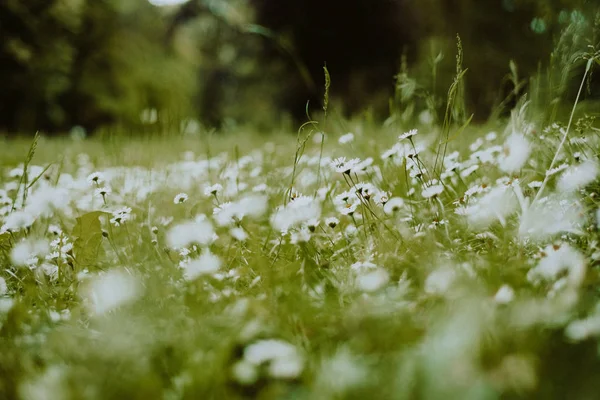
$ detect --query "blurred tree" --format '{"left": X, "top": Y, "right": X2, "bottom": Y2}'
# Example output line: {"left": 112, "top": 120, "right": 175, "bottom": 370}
{"left": 0, "top": 0, "right": 196, "bottom": 134}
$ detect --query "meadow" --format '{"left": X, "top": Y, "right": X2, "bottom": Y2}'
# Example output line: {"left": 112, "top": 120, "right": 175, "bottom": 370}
{"left": 2, "top": 20, "right": 600, "bottom": 400}
{"left": 2, "top": 104, "right": 600, "bottom": 399}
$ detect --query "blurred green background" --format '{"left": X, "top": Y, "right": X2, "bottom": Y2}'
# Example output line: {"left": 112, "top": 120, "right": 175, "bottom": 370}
{"left": 0, "top": 0, "right": 597, "bottom": 135}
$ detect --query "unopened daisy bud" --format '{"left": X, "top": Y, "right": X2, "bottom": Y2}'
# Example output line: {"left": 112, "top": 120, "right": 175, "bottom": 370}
{"left": 101, "top": 230, "right": 109, "bottom": 238}
{"left": 173, "top": 193, "right": 188, "bottom": 204}
{"left": 151, "top": 226, "right": 159, "bottom": 235}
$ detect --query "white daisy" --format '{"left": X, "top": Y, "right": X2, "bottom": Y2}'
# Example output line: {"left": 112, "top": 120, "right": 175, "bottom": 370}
{"left": 398, "top": 129, "right": 418, "bottom": 140}
{"left": 173, "top": 193, "right": 188, "bottom": 204}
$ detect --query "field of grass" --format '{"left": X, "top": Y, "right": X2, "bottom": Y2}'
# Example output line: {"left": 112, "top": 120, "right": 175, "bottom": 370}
{"left": 2, "top": 104, "right": 600, "bottom": 400}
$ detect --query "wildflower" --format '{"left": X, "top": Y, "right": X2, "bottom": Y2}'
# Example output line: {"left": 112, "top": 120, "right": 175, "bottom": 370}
{"left": 519, "top": 195, "right": 584, "bottom": 240}
{"left": 11, "top": 239, "right": 49, "bottom": 266}
{"left": 231, "top": 360, "right": 259, "bottom": 385}
{"left": 469, "top": 138, "right": 484, "bottom": 152}
{"left": 167, "top": 219, "right": 215, "bottom": 248}
{"left": 271, "top": 196, "right": 321, "bottom": 232}
{"left": 494, "top": 285, "right": 515, "bottom": 304}
{"left": 204, "top": 184, "right": 223, "bottom": 197}
{"left": 557, "top": 160, "right": 599, "bottom": 193}
{"left": 305, "top": 219, "right": 319, "bottom": 232}
{"left": 331, "top": 157, "right": 361, "bottom": 175}
{"left": 355, "top": 182, "right": 376, "bottom": 198}
{"left": 381, "top": 143, "right": 403, "bottom": 160}
{"left": 173, "top": 193, "right": 188, "bottom": 204}
{"left": 422, "top": 183, "right": 444, "bottom": 199}
{"left": 373, "top": 191, "right": 390, "bottom": 206}
{"left": 353, "top": 158, "right": 373, "bottom": 174}
{"left": 110, "top": 207, "right": 132, "bottom": 226}
{"left": 7, "top": 167, "right": 25, "bottom": 181}
{"left": 338, "top": 132, "right": 355, "bottom": 144}
{"left": 84, "top": 270, "right": 140, "bottom": 315}
{"left": 498, "top": 132, "right": 531, "bottom": 173}
{"left": 252, "top": 183, "right": 268, "bottom": 193}
{"left": 464, "top": 186, "right": 518, "bottom": 228}
{"left": 350, "top": 260, "right": 378, "bottom": 272}
{"left": 182, "top": 251, "right": 221, "bottom": 280}
{"left": 398, "top": 129, "right": 418, "bottom": 140}
{"left": 243, "top": 339, "right": 304, "bottom": 379}
{"left": 340, "top": 201, "right": 359, "bottom": 216}
{"left": 27, "top": 187, "right": 70, "bottom": 217}
{"left": 214, "top": 195, "right": 268, "bottom": 227}
{"left": 94, "top": 186, "right": 112, "bottom": 198}
{"left": 326, "top": 217, "right": 340, "bottom": 228}
{"left": 290, "top": 227, "right": 312, "bottom": 244}
{"left": 86, "top": 172, "right": 104, "bottom": 185}
{"left": 356, "top": 268, "right": 389, "bottom": 292}
{"left": 545, "top": 163, "right": 569, "bottom": 177}
{"left": 424, "top": 267, "right": 456, "bottom": 295}
{"left": 48, "top": 225, "right": 62, "bottom": 236}
{"left": 383, "top": 197, "right": 405, "bottom": 215}
{"left": 230, "top": 227, "right": 248, "bottom": 241}
{"left": 527, "top": 243, "right": 586, "bottom": 286}
{"left": 3, "top": 210, "right": 35, "bottom": 232}
{"left": 565, "top": 314, "right": 600, "bottom": 341}
{"left": 41, "top": 263, "right": 58, "bottom": 279}
{"left": 345, "top": 225, "right": 358, "bottom": 236}
{"left": 460, "top": 164, "right": 479, "bottom": 178}
{"left": 486, "top": 131, "right": 498, "bottom": 141}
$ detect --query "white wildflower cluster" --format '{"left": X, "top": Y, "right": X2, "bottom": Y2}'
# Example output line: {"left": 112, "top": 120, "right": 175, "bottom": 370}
{"left": 2, "top": 117, "right": 600, "bottom": 398}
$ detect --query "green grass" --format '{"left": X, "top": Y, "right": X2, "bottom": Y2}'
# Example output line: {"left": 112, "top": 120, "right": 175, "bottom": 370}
{"left": 1, "top": 113, "right": 600, "bottom": 399}
{"left": 1, "top": 15, "right": 600, "bottom": 398}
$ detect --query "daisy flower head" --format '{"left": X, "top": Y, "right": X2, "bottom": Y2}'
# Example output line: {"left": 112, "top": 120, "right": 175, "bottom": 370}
{"left": 383, "top": 197, "right": 405, "bottom": 215}
{"left": 173, "top": 193, "right": 188, "bottom": 204}
{"left": 87, "top": 172, "right": 105, "bottom": 186}
{"left": 326, "top": 217, "right": 340, "bottom": 228}
{"left": 94, "top": 186, "right": 112, "bottom": 198}
{"left": 110, "top": 206, "right": 132, "bottom": 226}
{"left": 354, "top": 182, "right": 376, "bottom": 200}
{"left": 271, "top": 195, "right": 321, "bottom": 232}
{"left": 340, "top": 200, "right": 359, "bottom": 216}
{"left": 398, "top": 129, "right": 418, "bottom": 141}
{"left": 331, "top": 157, "right": 361, "bottom": 175}
{"left": 373, "top": 191, "right": 390, "bottom": 206}
{"left": 422, "top": 182, "right": 444, "bottom": 199}
{"left": 204, "top": 183, "right": 223, "bottom": 197}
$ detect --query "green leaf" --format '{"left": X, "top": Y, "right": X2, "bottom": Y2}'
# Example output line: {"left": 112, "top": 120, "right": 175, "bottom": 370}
{"left": 72, "top": 211, "right": 108, "bottom": 268}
